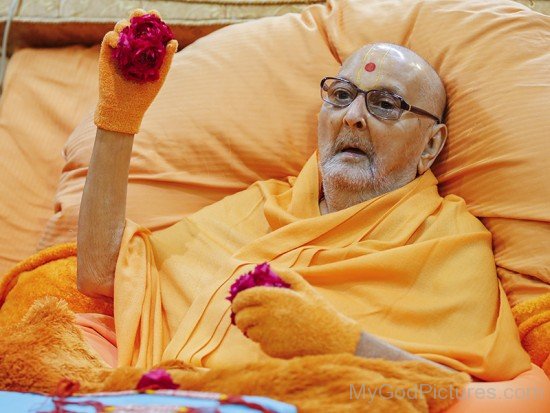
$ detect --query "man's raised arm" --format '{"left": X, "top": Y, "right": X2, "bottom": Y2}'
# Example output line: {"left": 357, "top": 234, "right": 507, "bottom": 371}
{"left": 77, "top": 129, "right": 134, "bottom": 298}
{"left": 76, "top": 9, "right": 178, "bottom": 298}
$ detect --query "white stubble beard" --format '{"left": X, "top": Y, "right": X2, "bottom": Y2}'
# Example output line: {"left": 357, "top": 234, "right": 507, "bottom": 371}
{"left": 319, "top": 137, "right": 397, "bottom": 213}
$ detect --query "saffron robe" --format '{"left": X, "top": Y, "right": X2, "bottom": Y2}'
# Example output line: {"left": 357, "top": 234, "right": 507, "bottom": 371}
{"left": 114, "top": 153, "right": 531, "bottom": 381}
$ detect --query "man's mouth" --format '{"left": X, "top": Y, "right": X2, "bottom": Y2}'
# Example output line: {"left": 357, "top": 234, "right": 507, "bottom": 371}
{"left": 340, "top": 147, "right": 367, "bottom": 156}
{"left": 340, "top": 146, "right": 367, "bottom": 157}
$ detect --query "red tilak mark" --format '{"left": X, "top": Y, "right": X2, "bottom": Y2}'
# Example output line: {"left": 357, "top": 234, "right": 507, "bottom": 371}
{"left": 365, "top": 62, "right": 376, "bottom": 72}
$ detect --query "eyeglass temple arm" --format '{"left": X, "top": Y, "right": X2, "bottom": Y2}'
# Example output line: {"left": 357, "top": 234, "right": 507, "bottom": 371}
{"left": 404, "top": 103, "right": 442, "bottom": 124}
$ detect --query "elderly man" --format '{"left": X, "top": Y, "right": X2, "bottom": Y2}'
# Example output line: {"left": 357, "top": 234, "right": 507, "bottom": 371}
{"left": 78, "top": 16, "right": 530, "bottom": 382}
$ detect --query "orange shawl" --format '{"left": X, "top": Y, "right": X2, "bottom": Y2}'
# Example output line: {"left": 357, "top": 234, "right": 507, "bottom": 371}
{"left": 114, "top": 152, "right": 530, "bottom": 381}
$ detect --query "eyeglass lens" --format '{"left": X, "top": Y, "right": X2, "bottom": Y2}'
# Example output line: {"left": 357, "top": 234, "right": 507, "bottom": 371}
{"left": 322, "top": 78, "right": 402, "bottom": 120}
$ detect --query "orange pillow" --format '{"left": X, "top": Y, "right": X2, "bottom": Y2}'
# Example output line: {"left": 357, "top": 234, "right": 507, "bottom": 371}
{"left": 0, "top": 46, "right": 99, "bottom": 275}
{"left": 39, "top": 0, "right": 550, "bottom": 307}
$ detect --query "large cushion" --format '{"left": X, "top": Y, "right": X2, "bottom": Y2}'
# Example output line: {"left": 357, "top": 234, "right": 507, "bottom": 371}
{"left": 39, "top": 0, "right": 550, "bottom": 309}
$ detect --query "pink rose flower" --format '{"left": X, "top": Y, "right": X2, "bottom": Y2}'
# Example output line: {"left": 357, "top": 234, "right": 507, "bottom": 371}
{"left": 136, "top": 368, "right": 179, "bottom": 391}
{"left": 227, "top": 263, "right": 291, "bottom": 325}
{"left": 112, "top": 14, "right": 175, "bottom": 83}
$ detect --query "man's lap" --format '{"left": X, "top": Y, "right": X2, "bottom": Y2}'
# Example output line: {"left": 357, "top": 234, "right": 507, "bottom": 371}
{"left": 75, "top": 313, "right": 118, "bottom": 368}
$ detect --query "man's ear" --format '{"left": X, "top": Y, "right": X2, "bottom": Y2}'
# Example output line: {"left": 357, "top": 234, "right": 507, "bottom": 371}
{"left": 417, "top": 123, "right": 447, "bottom": 175}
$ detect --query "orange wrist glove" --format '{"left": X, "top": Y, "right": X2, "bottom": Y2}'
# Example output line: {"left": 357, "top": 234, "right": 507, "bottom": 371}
{"left": 231, "top": 270, "right": 363, "bottom": 359}
{"left": 94, "top": 9, "right": 178, "bottom": 135}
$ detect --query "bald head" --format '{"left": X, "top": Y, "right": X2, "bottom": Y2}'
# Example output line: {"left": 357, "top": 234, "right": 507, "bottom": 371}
{"left": 317, "top": 42, "right": 448, "bottom": 214}
{"left": 341, "top": 43, "right": 446, "bottom": 120}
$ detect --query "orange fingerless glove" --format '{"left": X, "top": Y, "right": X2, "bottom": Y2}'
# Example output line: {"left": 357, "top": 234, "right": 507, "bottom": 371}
{"left": 231, "top": 269, "right": 363, "bottom": 359}
{"left": 94, "top": 9, "right": 178, "bottom": 135}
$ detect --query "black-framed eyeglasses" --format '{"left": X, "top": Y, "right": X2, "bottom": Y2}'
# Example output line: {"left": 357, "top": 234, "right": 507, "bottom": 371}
{"left": 320, "top": 77, "right": 442, "bottom": 124}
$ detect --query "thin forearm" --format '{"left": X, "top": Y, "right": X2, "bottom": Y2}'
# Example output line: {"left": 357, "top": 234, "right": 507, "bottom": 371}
{"left": 355, "top": 331, "right": 459, "bottom": 374}
{"left": 77, "top": 128, "right": 134, "bottom": 298}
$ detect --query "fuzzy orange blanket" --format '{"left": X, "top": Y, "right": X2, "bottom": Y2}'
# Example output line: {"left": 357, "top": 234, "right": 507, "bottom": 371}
{"left": 0, "top": 297, "right": 470, "bottom": 413}
{"left": 0, "top": 242, "right": 111, "bottom": 328}
{"left": 512, "top": 292, "right": 550, "bottom": 375}
{"left": 1, "top": 241, "right": 548, "bottom": 376}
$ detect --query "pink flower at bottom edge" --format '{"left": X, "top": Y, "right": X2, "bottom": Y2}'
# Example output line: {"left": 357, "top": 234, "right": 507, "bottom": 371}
{"left": 136, "top": 369, "right": 179, "bottom": 391}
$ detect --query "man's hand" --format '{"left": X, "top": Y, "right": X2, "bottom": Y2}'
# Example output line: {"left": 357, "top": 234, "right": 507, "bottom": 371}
{"left": 94, "top": 9, "right": 178, "bottom": 134}
{"left": 231, "top": 271, "right": 461, "bottom": 374}
{"left": 231, "top": 270, "right": 362, "bottom": 359}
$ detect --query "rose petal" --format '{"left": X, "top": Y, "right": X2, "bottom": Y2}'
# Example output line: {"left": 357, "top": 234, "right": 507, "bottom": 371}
{"left": 130, "top": 14, "right": 174, "bottom": 44}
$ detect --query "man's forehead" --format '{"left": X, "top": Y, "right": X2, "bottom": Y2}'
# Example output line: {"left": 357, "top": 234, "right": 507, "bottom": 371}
{"left": 338, "top": 44, "right": 424, "bottom": 96}
{"left": 337, "top": 73, "right": 407, "bottom": 97}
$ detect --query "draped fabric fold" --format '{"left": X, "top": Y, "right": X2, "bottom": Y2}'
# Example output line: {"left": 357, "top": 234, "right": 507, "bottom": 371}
{"left": 114, "top": 152, "right": 530, "bottom": 381}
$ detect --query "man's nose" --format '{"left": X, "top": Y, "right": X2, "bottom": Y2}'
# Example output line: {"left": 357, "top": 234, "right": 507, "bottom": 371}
{"left": 342, "top": 94, "right": 368, "bottom": 130}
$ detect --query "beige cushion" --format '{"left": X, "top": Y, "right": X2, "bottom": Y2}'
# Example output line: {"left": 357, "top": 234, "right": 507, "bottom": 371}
{"left": 516, "top": 0, "right": 550, "bottom": 14}
{"left": 0, "top": 0, "right": 323, "bottom": 50}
